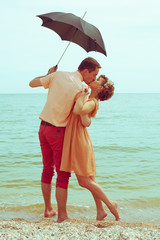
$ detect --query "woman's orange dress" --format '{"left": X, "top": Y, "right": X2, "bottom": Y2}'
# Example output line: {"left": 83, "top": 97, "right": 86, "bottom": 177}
{"left": 60, "top": 98, "right": 99, "bottom": 176}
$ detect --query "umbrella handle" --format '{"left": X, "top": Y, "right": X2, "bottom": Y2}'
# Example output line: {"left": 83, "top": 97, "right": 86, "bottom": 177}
{"left": 56, "top": 11, "right": 87, "bottom": 67}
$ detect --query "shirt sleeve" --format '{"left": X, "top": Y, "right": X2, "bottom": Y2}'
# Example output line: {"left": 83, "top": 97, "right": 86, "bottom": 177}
{"left": 40, "top": 73, "right": 54, "bottom": 89}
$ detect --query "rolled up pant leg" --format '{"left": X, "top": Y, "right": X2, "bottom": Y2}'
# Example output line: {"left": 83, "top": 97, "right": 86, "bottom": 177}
{"left": 39, "top": 123, "right": 70, "bottom": 187}
{"left": 56, "top": 170, "right": 71, "bottom": 189}
{"left": 39, "top": 124, "right": 54, "bottom": 184}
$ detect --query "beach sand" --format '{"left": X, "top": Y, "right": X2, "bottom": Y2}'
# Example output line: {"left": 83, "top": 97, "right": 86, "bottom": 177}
{"left": 0, "top": 218, "right": 159, "bottom": 240}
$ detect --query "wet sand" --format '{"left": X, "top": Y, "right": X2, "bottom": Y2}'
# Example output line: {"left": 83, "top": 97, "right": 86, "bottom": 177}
{"left": 0, "top": 218, "right": 160, "bottom": 239}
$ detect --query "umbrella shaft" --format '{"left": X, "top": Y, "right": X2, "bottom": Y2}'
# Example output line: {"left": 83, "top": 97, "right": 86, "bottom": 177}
{"left": 56, "top": 28, "right": 78, "bottom": 66}
{"left": 56, "top": 41, "right": 71, "bottom": 66}
{"left": 82, "top": 11, "right": 87, "bottom": 19}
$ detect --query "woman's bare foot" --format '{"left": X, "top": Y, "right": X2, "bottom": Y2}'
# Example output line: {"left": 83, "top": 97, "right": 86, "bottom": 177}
{"left": 44, "top": 208, "right": 56, "bottom": 218}
{"left": 110, "top": 201, "right": 120, "bottom": 221}
{"left": 96, "top": 210, "right": 108, "bottom": 221}
{"left": 57, "top": 216, "right": 70, "bottom": 223}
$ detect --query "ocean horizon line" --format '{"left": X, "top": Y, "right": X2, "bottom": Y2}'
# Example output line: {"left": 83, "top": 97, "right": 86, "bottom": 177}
{"left": 0, "top": 92, "right": 160, "bottom": 94}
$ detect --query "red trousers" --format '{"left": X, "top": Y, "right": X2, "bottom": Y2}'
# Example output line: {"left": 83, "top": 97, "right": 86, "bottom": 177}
{"left": 38, "top": 121, "right": 71, "bottom": 189}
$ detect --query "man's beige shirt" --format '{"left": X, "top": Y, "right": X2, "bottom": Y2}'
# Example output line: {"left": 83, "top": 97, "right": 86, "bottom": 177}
{"left": 39, "top": 71, "right": 83, "bottom": 127}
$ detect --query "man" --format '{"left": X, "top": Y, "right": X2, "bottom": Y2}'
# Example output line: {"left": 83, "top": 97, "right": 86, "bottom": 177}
{"left": 29, "top": 57, "right": 101, "bottom": 222}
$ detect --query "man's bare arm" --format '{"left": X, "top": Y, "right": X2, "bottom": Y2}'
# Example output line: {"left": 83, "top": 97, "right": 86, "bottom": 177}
{"left": 29, "top": 77, "right": 43, "bottom": 88}
{"left": 29, "top": 65, "right": 57, "bottom": 88}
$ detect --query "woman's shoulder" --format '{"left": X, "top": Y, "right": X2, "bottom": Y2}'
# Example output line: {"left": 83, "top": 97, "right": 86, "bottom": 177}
{"left": 87, "top": 98, "right": 98, "bottom": 106}
{"left": 88, "top": 97, "right": 98, "bottom": 102}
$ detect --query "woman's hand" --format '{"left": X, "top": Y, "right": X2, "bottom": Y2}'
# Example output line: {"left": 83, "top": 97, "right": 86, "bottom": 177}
{"left": 82, "top": 86, "right": 89, "bottom": 94}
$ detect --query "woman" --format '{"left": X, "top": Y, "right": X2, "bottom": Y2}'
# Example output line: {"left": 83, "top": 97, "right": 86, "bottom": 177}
{"left": 60, "top": 75, "right": 120, "bottom": 221}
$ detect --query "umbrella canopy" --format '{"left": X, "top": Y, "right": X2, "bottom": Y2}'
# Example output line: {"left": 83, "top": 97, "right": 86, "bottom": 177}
{"left": 37, "top": 12, "right": 107, "bottom": 59}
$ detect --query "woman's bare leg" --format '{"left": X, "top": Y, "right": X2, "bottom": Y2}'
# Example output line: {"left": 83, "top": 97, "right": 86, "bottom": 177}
{"left": 90, "top": 177, "right": 107, "bottom": 220}
{"left": 76, "top": 175, "right": 120, "bottom": 221}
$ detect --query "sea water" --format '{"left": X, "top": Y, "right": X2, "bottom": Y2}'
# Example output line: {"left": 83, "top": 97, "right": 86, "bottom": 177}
{"left": 0, "top": 93, "right": 160, "bottom": 224}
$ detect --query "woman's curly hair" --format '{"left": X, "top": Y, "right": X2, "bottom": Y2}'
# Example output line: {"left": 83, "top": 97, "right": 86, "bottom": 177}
{"left": 97, "top": 75, "right": 115, "bottom": 101}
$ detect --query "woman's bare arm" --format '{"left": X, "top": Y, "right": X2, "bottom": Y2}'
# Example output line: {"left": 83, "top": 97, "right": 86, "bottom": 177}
{"left": 80, "top": 114, "right": 91, "bottom": 127}
{"left": 73, "top": 94, "right": 95, "bottom": 115}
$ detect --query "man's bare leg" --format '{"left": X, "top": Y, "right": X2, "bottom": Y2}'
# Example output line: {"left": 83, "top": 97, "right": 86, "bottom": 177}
{"left": 56, "top": 187, "right": 69, "bottom": 223}
{"left": 41, "top": 182, "right": 56, "bottom": 217}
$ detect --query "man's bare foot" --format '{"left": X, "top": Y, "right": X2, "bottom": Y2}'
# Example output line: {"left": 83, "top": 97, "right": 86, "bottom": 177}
{"left": 96, "top": 210, "right": 108, "bottom": 221}
{"left": 44, "top": 208, "right": 56, "bottom": 218}
{"left": 110, "top": 201, "right": 120, "bottom": 221}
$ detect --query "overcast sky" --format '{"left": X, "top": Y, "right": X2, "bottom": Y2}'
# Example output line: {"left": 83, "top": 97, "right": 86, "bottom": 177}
{"left": 1, "top": 0, "right": 160, "bottom": 93}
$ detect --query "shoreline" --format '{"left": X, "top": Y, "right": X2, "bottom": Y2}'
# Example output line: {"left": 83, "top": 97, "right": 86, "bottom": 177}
{"left": 0, "top": 218, "right": 160, "bottom": 240}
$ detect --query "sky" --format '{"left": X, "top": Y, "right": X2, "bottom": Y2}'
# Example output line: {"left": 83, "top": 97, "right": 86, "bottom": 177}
{"left": 0, "top": 0, "right": 160, "bottom": 93}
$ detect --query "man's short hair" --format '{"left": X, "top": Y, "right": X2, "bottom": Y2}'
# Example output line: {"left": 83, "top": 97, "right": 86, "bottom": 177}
{"left": 78, "top": 57, "right": 101, "bottom": 73}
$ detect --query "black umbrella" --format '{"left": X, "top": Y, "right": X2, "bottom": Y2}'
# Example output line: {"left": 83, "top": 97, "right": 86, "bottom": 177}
{"left": 37, "top": 11, "right": 107, "bottom": 65}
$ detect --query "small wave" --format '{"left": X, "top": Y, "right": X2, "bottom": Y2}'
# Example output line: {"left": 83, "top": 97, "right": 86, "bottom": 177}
{"left": 0, "top": 153, "right": 41, "bottom": 160}
{"left": 1, "top": 198, "right": 160, "bottom": 224}
{"left": 94, "top": 145, "right": 154, "bottom": 153}
{"left": 120, "top": 197, "right": 160, "bottom": 208}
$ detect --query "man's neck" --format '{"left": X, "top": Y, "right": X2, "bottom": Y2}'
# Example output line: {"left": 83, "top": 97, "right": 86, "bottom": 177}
{"left": 77, "top": 70, "right": 84, "bottom": 82}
